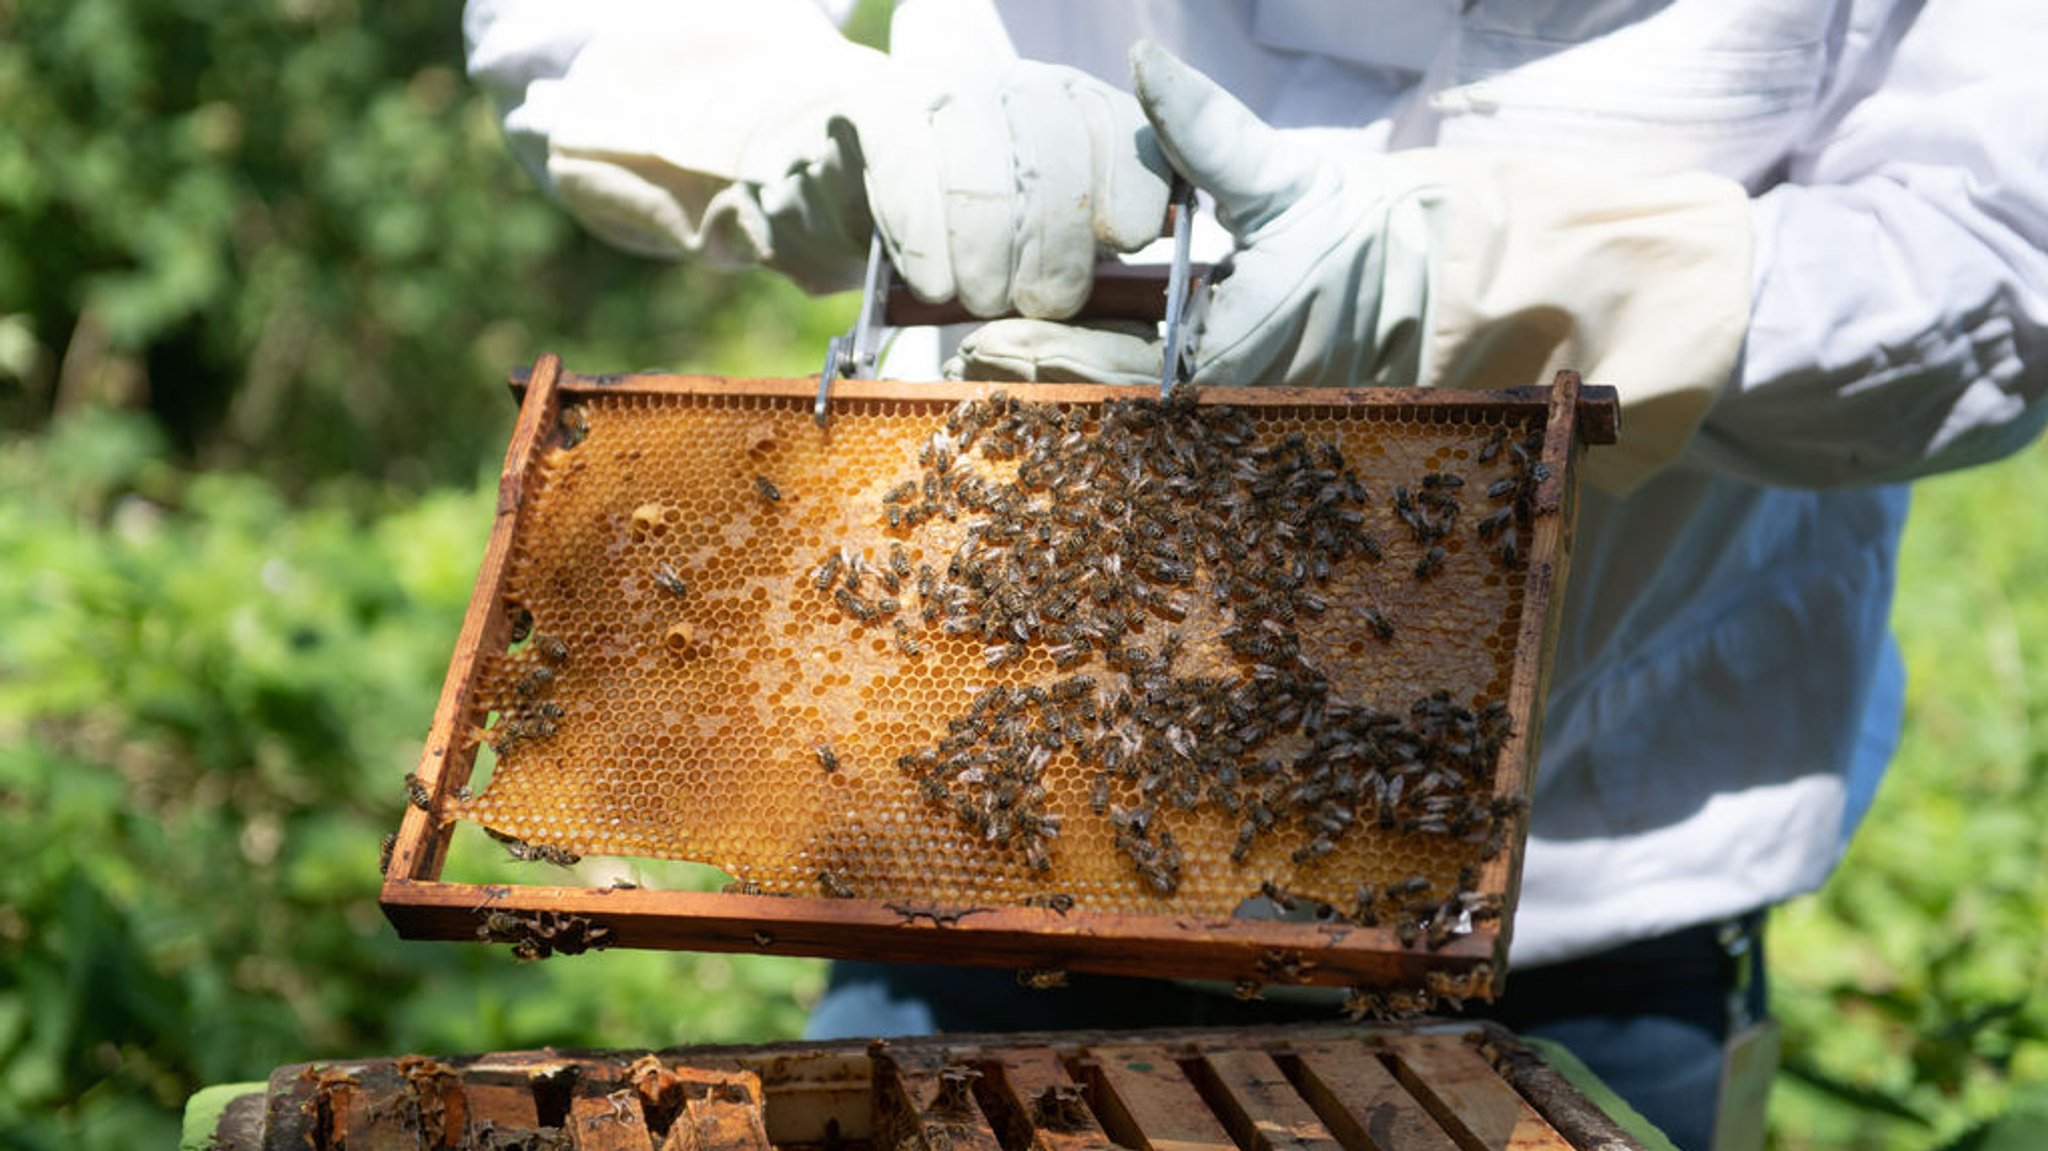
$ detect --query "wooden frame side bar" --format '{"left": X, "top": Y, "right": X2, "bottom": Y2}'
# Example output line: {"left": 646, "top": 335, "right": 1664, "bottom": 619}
{"left": 383, "top": 355, "right": 562, "bottom": 888}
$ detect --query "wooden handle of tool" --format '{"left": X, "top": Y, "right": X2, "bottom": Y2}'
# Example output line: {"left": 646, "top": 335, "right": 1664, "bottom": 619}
{"left": 884, "top": 262, "right": 1207, "bottom": 327}
{"left": 883, "top": 193, "right": 1204, "bottom": 328}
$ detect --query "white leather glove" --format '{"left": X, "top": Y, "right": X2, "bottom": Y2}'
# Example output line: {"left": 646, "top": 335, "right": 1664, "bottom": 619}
{"left": 950, "top": 42, "right": 1755, "bottom": 491}
{"left": 499, "top": 3, "right": 1170, "bottom": 318}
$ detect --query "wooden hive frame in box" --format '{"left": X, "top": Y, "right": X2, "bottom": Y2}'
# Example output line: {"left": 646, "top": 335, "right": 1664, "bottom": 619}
{"left": 380, "top": 356, "right": 1617, "bottom": 1002}
{"left": 233, "top": 1021, "right": 1647, "bottom": 1151}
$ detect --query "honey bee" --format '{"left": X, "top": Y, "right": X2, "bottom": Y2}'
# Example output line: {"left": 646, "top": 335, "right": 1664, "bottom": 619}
{"left": 379, "top": 832, "right": 397, "bottom": 876}
{"left": 1022, "top": 892, "right": 1076, "bottom": 915}
{"left": 530, "top": 842, "right": 581, "bottom": 867}
{"left": 1414, "top": 545, "right": 1446, "bottom": 579}
{"left": 1422, "top": 471, "right": 1464, "bottom": 490}
{"left": 515, "top": 666, "right": 554, "bottom": 697}
{"left": 559, "top": 404, "right": 590, "bottom": 449}
{"left": 1390, "top": 875, "right": 1433, "bottom": 899}
{"left": 1364, "top": 608, "right": 1396, "bottom": 641}
{"left": 1339, "top": 987, "right": 1384, "bottom": 1022}
{"left": 753, "top": 475, "right": 781, "bottom": 502}
{"left": 476, "top": 911, "right": 527, "bottom": 941}
{"left": 818, "top": 870, "right": 855, "bottom": 899}
{"left": 835, "top": 587, "right": 881, "bottom": 622}
{"left": 507, "top": 607, "right": 534, "bottom": 646}
{"left": 815, "top": 743, "right": 839, "bottom": 774}
{"left": 1477, "top": 426, "right": 1509, "bottom": 463}
{"left": 1255, "top": 948, "right": 1318, "bottom": 984}
{"left": 1016, "top": 967, "right": 1069, "bottom": 990}
{"left": 653, "top": 564, "right": 688, "bottom": 599}
{"left": 1426, "top": 903, "right": 1465, "bottom": 950}
{"left": 813, "top": 551, "right": 843, "bottom": 592}
{"left": 535, "top": 633, "right": 569, "bottom": 663}
{"left": 404, "top": 772, "right": 431, "bottom": 811}
{"left": 1232, "top": 979, "right": 1265, "bottom": 1002}
{"left": 894, "top": 621, "right": 923, "bottom": 657}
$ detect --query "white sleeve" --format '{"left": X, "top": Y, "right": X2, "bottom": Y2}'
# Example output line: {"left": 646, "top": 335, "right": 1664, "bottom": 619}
{"left": 1694, "top": 2, "right": 2048, "bottom": 487}
{"left": 461, "top": 0, "right": 895, "bottom": 285}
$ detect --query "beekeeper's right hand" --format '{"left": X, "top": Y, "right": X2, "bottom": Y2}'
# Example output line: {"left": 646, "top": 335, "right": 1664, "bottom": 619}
{"left": 465, "top": 0, "right": 1172, "bottom": 319}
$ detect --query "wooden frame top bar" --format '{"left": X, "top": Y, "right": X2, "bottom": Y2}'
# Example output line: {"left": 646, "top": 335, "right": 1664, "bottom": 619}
{"left": 506, "top": 365, "right": 1621, "bottom": 447}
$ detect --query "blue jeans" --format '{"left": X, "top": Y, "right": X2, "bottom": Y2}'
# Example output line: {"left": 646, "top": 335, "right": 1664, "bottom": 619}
{"left": 806, "top": 913, "right": 1767, "bottom": 1151}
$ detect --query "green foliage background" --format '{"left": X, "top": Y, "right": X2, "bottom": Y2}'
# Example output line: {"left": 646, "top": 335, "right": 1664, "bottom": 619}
{"left": 0, "top": 3, "right": 2040, "bottom": 1151}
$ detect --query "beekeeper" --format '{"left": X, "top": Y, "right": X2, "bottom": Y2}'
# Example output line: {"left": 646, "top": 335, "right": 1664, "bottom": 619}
{"left": 464, "top": 2, "right": 2048, "bottom": 1147}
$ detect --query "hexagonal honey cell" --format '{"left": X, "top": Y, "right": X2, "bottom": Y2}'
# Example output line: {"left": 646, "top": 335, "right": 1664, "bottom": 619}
{"left": 456, "top": 384, "right": 1551, "bottom": 928}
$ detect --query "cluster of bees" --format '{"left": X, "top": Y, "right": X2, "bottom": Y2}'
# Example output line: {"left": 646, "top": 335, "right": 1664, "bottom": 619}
{"left": 485, "top": 625, "right": 573, "bottom": 763}
{"left": 1474, "top": 425, "right": 1553, "bottom": 568}
{"left": 475, "top": 908, "right": 615, "bottom": 962}
{"left": 799, "top": 389, "right": 1526, "bottom": 915}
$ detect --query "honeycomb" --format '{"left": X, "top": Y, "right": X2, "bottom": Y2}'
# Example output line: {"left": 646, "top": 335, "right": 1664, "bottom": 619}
{"left": 456, "top": 384, "right": 1550, "bottom": 932}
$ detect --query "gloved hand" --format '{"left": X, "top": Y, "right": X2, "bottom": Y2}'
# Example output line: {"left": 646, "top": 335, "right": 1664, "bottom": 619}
{"left": 845, "top": 60, "right": 1173, "bottom": 319}
{"left": 514, "top": 3, "right": 1170, "bottom": 318}
{"left": 950, "top": 41, "right": 1755, "bottom": 491}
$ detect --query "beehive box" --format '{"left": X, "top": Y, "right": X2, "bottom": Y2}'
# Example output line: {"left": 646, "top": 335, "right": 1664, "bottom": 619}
{"left": 381, "top": 357, "right": 1616, "bottom": 1004}
{"left": 220, "top": 1022, "right": 1647, "bottom": 1150}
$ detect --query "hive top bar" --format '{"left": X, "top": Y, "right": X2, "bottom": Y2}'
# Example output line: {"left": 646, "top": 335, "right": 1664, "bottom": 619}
{"left": 382, "top": 359, "right": 1615, "bottom": 1001}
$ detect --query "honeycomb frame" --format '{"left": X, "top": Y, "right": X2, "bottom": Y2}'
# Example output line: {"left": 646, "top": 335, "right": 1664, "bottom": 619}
{"left": 381, "top": 357, "right": 1616, "bottom": 997}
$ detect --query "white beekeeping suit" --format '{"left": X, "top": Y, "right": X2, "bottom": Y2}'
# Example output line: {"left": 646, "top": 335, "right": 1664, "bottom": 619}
{"left": 463, "top": 0, "right": 2048, "bottom": 972}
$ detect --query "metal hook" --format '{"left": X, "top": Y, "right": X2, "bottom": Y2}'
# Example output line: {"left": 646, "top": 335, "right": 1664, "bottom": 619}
{"left": 1159, "top": 178, "right": 1198, "bottom": 397}
{"left": 816, "top": 230, "right": 891, "bottom": 427}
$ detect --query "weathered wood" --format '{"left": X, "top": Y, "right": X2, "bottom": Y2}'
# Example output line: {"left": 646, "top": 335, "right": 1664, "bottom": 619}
{"left": 1387, "top": 1033, "right": 1573, "bottom": 1151}
{"left": 205, "top": 1022, "right": 1640, "bottom": 1151}
{"left": 873, "top": 1047, "right": 1006, "bottom": 1151}
{"left": 262, "top": 1064, "right": 323, "bottom": 1151}
{"left": 1192, "top": 1047, "right": 1344, "bottom": 1151}
{"left": 464, "top": 1080, "right": 542, "bottom": 1138}
{"left": 1084, "top": 1045, "right": 1235, "bottom": 1151}
{"left": 341, "top": 1062, "right": 421, "bottom": 1151}
{"left": 983, "top": 1046, "right": 1119, "bottom": 1151}
{"left": 1285, "top": 1040, "right": 1462, "bottom": 1151}
{"left": 1483, "top": 1035, "right": 1645, "bottom": 1151}
{"left": 571, "top": 1090, "right": 657, "bottom": 1151}
{"left": 663, "top": 1068, "right": 770, "bottom": 1151}
{"left": 395, "top": 1054, "right": 468, "bottom": 1149}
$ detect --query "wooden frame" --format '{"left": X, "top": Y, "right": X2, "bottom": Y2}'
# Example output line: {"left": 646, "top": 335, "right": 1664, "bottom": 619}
{"left": 224, "top": 1020, "right": 1647, "bottom": 1150}
{"left": 380, "top": 357, "right": 1615, "bottom": 995}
